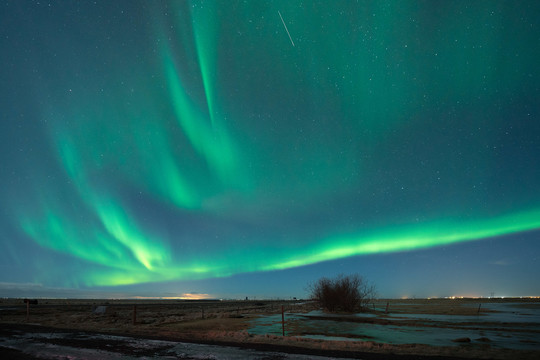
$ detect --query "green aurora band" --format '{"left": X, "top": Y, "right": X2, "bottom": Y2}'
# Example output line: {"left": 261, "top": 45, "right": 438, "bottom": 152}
{"left": 20, "top": 205, "right": 540, "bottom": 286}
{"left": 10, "top": 1, "right": 540, "bottom": 287}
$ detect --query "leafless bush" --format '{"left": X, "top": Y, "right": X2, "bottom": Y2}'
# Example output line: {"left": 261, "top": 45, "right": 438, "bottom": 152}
{"left": 308, "top": 274, "right": 376, "bottom": 312}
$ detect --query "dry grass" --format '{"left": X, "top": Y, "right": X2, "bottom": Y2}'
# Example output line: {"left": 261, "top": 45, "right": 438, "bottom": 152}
{"left": 1, "top": 298, "right": 539, "bottom": 360}
{"left": 374, "top": 298, "right": 496, "bottom": 315}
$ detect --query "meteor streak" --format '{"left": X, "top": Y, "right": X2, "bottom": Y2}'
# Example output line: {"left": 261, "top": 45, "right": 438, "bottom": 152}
{"left": 278, "top": 11, "right": 295, "bottom": 47}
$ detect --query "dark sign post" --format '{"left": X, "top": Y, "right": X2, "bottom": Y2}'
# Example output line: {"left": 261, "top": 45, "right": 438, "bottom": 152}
{"left": 23, "top": 299, "right": 37, "bottom": 321}
{"left": 281, "top": 305, "right": 285, "bottom": 336}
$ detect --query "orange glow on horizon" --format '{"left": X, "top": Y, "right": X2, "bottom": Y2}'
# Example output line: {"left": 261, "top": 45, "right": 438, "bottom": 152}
{"left": 179, "top": 293, "right": 212, "bottom": 300}
{"left": 132, "top": 293, "right": 212, "bottom": 300}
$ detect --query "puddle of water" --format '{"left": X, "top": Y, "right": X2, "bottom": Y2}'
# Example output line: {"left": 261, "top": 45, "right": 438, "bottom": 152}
{"left": 479, "top": 302, "right": 540, "bottom": 323}
{"left": 248, "top": 302, "right": 540, "bottom": 350}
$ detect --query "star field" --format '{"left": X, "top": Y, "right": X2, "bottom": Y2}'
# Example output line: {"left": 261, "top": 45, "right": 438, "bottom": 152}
{"left": 1, "top": 1, "right": 539, "bottom": 298}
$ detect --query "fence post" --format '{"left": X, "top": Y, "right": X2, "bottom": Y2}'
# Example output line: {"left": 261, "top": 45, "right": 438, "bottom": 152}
{"left": 132, "top": 305, "right": 137, "bottom": 325}
{"left": 26, "top": 301, "right": 29, "bottom": 322}
{"left": 281, "top": 305, "right": 285, "bottom": 336}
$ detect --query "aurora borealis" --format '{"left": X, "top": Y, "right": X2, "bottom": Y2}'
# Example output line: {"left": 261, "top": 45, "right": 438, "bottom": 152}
{"left": 1, "top": 1, "right": 539, "bottom": 299}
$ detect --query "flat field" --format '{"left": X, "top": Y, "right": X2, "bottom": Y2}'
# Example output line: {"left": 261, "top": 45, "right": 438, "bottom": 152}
{"left": 1, "top": 298, "right": 539, "bottom": 359}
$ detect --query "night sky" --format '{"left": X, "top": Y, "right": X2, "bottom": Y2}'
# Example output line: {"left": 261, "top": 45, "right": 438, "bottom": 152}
{"left": 1, "top": 1, "right": 539, "bottom": 299}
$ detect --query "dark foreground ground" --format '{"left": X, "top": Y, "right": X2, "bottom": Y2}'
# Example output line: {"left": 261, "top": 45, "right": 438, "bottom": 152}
{"left": 1, "top": 298, "right": 539, "bottom": 359}
{"left": 0, "top": 323, "right": 492, "bottom": 360}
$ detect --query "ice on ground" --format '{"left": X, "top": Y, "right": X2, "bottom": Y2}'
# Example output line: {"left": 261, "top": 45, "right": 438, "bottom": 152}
{"left": 0, "top": 331, "right": 355, "bottom": 360}
{"left": 248, "top": 301, "right": 540, "bottom": 350}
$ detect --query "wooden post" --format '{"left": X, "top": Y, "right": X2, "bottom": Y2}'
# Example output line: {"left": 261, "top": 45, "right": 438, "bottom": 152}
{"left": 477, "top": 303, "right": 482, "bottom": 315}
{"left": 26, "top": 301, "right": 29, "bottom": 322}
{"left": 132, "top": 305, "right": 137, "bottom": 325}
{"left": 385, "top": 302, "right": 389, "bottom": 314}
{"left": 281, "top": 305, "right": 285, "bottom": 336}
{"left": 201, "top": 306, "right": 205, "bottom": 319}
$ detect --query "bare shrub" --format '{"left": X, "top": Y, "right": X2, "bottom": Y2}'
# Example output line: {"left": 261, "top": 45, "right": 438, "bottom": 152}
{"left": 308, "top": 274, "right": 376, "bottom": 312}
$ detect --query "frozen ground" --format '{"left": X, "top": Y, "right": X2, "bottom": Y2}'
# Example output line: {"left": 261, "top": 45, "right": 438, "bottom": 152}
{"left": 0, "top": 330, "right": 355, "bottom": 360}
{"left": 1, "top": 299, "right": 538, "bottom": 359}
{"left": 249, "top": 302, "right": 540, "bottom": 350}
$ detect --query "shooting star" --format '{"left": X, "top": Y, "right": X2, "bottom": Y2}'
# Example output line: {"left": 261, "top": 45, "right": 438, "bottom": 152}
{"left": 278, "top": 10, "right": 295, "bottom": 47}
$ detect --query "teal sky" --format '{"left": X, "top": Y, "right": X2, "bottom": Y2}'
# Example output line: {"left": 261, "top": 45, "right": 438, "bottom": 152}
{"left": 1, "top": 1, "right": 539, "bottom": 299}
